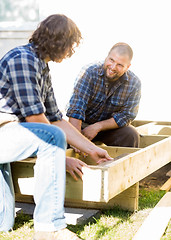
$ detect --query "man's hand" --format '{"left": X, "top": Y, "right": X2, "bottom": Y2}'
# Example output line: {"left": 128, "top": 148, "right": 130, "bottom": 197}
{"left": 82, "top": 123, "right": 101, "bottom": 140}
{"left": 66, "top": 157, "right": 88, "bottom": 181}
{"left": 53, "top": 119, "right": 113, "bottom": 164}
{"left": 88, "top": 146, "right": 113, "bottom": 164}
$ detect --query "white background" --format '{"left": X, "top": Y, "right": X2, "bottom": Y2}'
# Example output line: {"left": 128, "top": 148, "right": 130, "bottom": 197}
{"left": 39, "top": 0, "right": 171, "bottom": 121}
{"left": 1, "top": 0, "right": 171, "bottom": 121}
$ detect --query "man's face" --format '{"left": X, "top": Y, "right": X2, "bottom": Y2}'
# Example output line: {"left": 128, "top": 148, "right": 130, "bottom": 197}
{"left": 104, "top": 49, "right": 131, "bottom": 81}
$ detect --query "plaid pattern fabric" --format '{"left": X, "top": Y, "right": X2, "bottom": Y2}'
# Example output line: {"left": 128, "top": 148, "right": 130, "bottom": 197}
{"left": 0, "top": 43, "right": 62, "bottom": 122}
{"left": 66, "top": 62, "right": 141, "bottom": 127}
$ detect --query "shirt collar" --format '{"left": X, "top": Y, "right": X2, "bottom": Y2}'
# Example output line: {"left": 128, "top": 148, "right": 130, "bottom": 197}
{"left": 28, "top": 43, "right": 49, "bottom": 71}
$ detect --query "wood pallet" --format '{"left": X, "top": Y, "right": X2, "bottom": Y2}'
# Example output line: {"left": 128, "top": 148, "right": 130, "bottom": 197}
{"left": 11, "top": 121, "right": 171, "bottom": 211}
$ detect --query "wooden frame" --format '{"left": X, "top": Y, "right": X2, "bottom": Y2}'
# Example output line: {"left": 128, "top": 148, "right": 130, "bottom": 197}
{"left": 11, "top": 131, "right": 171, "bottom": 211}
{"left": 132, "top": 120, "right": 171, "bottom": 135}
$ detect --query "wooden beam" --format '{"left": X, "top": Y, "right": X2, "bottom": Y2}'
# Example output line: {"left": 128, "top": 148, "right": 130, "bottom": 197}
{"left": 65, "top": 183, "right": 139, "bottom": 211}
{"left": 12, "top": 136, "right": 171, "bottom": 202}
{"left": 105, "top": 137, "right": 171, "bottom": 201}
{"left": 139, "top": 135, "right": 168, "bottom": 148}
{"left": 135, "top": 122, "right": 156, "bottom": 135}
{"left": 137, "top": 124, "right": 171, "bottom": 136}
{"left": 65, "top": 136, "right": 171, "bottom": 203}
{"left": 132, "top": 120, "right": 155, "bottom": 127}
{"left": 132, "top": 120, "right": 171, "bottom": 127}
{"left": 160, "top": 177, "right": 171, "bottom": 191}
{"left": 15, "top": 183, "right": 139, "bottom": 212}
{"left": 12, "top": 135, "right": 171, "bottom": 211}
{"left": 133, "top": 192, "right": 171, "bottom": 240}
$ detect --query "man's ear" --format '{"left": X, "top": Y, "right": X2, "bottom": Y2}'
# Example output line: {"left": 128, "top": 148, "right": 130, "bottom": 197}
{"left": 127, "top": 63, "right": 131, "bottom": 70}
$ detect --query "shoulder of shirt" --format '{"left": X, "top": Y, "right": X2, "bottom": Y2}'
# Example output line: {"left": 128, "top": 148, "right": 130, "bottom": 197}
{"left": 81, "top": 61, "right": 104, "bottom": 74}
{"left": 1, "top": 43, "right": 40, "bottom": 66}
{"left": 126, "top": 70, "right": 141, "bottom": 85}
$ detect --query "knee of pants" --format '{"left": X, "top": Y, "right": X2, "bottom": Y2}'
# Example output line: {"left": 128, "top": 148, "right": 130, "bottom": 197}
{"left": 48, "top": 125, "right": 67, "bottom": 150}
{"left": 126, "top": 126, "right": 140, "bottom": 147}
{"left": 21, "top": 122, "right": 67, "bottom": 151}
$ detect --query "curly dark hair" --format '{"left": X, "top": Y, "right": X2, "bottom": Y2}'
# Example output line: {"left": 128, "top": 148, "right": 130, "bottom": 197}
{"left": 29, "top": 14, "right": 82, "bottom": 61}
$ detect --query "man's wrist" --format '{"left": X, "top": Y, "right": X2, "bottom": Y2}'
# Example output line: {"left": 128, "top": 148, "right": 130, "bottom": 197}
{"left": 94, "top": 122, "right": 103, "bottom": 132}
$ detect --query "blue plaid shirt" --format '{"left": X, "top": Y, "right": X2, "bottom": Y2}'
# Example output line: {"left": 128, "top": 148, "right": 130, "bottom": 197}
{"left": 0, "top": 43, "right": 62, "bottom": 122}
{"left": 66, "top": 62, "right": 141, "bottom": 127}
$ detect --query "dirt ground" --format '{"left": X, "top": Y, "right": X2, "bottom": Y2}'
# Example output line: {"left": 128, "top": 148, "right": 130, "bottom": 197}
{"left": 139, "top": 162, "right": 171, "bottom": 190}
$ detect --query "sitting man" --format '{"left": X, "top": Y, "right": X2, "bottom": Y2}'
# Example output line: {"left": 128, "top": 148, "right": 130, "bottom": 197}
{"left": 67, "top": 42, "right": 141, "bottom": 148}
{"left": 0, "top": 14, "right": 112, "bottom": 240}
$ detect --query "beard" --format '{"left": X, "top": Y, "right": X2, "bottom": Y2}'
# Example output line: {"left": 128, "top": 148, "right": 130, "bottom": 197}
{"left": 104, "top": 67, "right": 120, "bottom": 82}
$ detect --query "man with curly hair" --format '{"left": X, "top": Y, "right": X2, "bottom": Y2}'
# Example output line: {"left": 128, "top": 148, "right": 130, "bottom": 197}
{"left": 0, "top": 14, "right": 112, "bottom": 240}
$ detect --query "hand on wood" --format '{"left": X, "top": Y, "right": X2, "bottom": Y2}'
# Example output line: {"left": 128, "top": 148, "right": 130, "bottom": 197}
{"left": 89, "top": 146, "right": 113, "bottom": 164}
{"left": 66, "top": 157, "right": 88, "bottom": 181}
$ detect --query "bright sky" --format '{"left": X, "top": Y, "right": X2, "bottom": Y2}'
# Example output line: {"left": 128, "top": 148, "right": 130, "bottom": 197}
{"left": 40, "top": 0, "right": 171, "bottom": 121}
{"left": 2, "top": 0, "right": 171, "bottom": 121}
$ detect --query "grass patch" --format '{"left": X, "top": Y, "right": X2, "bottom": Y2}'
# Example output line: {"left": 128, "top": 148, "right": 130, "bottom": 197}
{"left": 139, "top": 187, "right": 166, "bottom": 209}
{"left": 0, "top": 214, "right": 34, "bottom": 240}
{"left": 0, "top": 188, "right": 170, "bottom": 240}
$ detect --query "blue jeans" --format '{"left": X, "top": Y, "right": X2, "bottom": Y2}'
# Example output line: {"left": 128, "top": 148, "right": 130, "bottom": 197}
{"left": 0, "top": 122, "right": 67, "bottom": 232}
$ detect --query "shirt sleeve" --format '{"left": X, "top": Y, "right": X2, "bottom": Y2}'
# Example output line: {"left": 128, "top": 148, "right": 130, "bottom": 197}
{"left": 66, "top": 67, "right": 93, "bottom": 121}
{"left": 7, "top": 54, "right": 63, "bottom": 121}
{"left": 112, "top": 80, "right": 141, "bottom": 127}
{"left": 7, "top": 54, "right": 46, "bottom": 119}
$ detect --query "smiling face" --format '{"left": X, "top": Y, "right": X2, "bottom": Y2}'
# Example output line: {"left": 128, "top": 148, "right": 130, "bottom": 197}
{"left": 104, "top": 49, "right": 131, "bottom": 81}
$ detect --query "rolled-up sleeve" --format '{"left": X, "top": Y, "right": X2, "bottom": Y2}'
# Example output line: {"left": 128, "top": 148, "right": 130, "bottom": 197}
{"left": 7, "top": 53, "right": 63, "bottom": 121}
{"left": 7, "top": 55, "right": 46, "bottom": 118}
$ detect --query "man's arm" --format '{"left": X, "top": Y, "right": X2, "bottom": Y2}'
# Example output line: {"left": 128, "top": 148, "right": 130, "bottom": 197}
{"left": 69, "top": 117, "right": 82, "bottom": 132}
{"left": 69, "top": 117, "right": 118, "bottom": 141}
{"left": 53, "top": 118, "right": 110, "bottom": 162}
{"left": 82, "top": 117, "right": 118, "bottom": 140}
{"left": 25, "top": 113, "right": 112, "bottom": 164}
{"left": 25, "top": 113, "right": 50, "bottom": 124}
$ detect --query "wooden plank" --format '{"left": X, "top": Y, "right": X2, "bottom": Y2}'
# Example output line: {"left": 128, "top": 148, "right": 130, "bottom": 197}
{"left": 65, "top": 146, "right": 139, "bottom": 202}
{"left": 12, "top": 136, "right": 171, "bottom": 203}
{"left": 103, "top": 137, "right": 171, "bottom": 200}
{"left": 150, "top": 125, "right": 171, "bottom": 135}
{"left": 160, "top": 177, "right": 171, "bottom": 191}
{"left": 139, "top": 135, "right": 168, "bottom": 148}
{"left": 65, "top": 183, "right": 139, "bottom": 211}
{"left": 137, "top": 124, "right": 171, "bottom": 136}
{"left": 15, "top": 183, "right": 139, "bottom": 211}
{"left": 135, "top": 122, "right": 156, "bottom": 135}
{"left": 132, "top": 120, "right": 171, "bottom": 127}
{"left": 15, "top": 193, "right": 34, "bottom": 203}
{"left": 166, "top": 169, "right": 171, "bottom": 177}
{"left": 66, "top": 146, "right": 139, "bottom": 165}
{"left": 133, "top": 192, "right": 171, "bottom": 240}
{"left": 132, "top": 120, "right": 155, "bottom": 127}
{"left": 66, "top": 136, "right": 171, "bottom": 203}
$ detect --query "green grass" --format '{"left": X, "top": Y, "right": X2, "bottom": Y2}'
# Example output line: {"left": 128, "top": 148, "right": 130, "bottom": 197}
{"left": 139, "top": 188, "right": 166, "bottom": 209}
{"left": 0, "top": 188, "right": 170, "bottom": 240}
{"left": 0, "top": 214, "right": 34, "bottom": 240}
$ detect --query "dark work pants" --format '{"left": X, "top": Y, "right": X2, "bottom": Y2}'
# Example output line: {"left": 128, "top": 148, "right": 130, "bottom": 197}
{"left": 92, "top": 125, "right": 140, "bottom": 148}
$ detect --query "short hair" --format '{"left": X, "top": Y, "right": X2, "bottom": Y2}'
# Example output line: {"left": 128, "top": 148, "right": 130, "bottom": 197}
{"left": 109, "top": 42, "right": 133, "bottom": 61}
{"left": 29, "top": 14, "right": 82, "bottom": 61}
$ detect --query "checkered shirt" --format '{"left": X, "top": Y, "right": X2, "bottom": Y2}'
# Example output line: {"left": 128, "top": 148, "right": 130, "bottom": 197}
{"left": 0, "top": 43, "right": 62, "bottom": 122}
{"left": 66, "top": 62, "right": 141, "bottom": 127}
